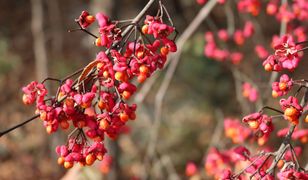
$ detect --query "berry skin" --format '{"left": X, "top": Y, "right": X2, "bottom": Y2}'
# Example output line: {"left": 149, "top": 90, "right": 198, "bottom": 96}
{"left": 96, "top": 152, "right": 104, "bottom": 161}
{"left": 64, "top": 161, "right": 74, "bottom": 169}
{"left": 95, "top": 37, "right": 102, "bottom": 46}
{"left": 277, "top": 160, "right": 284, "bottom": 169}
{"left": 120, "top": 112, "right": 129, "bottom": 122}
{"left": 264, "top": 64, "right": 272, "bottom": 72}
{"left": 98, "top": 100, "right": 106, "bottom": 110}
{"left": 305, "top": 115, "right": 308, "bottom": 123}
{"left": 99, "top": 119, "right": 109, "bottom": 130}
{"left": 160, "top": 46, "right": 169, "bottom": 56}
{"left": 115, "top": 72, "right": 126, "bottom": 82}
{"left": 137, "top": 74, "right": 147, "bottom": 83}
{"left": 46, "top": 126, "right": 53, "bottom": 134}
{"left": 284, "top": 107, "right": 297, "bottom": 117}
{"left": 86, "top": 154, "right": 96, "bottom": 165}
{"left": 122, "top": 91, "right": 131, "bottom": 100}
{"left": 279, "top": 82, "right": 287, "bottom": 91}
{"left": 141, "top": 24, "right": 149, "bottom": 34}
{"left": 272, "top": 90, "right": 279, "bottom": 98}
{"left": 57, "top": 157, "right": 65, "bottom": 165}
{"left": 137, "top": 51, "right": 144, "bottom": 59}
{"left": 139, "top": 65, "right": 149, "bottom": 74}
{"left": 103, "top": 71, "right": 109, "bottom": 78}
{"left": 40, "top": 111, "right": 47, "bottom": 121}
{"left": 248, "top": 121, "right": 259, "bottom": 129}
{"left": 85, "top": 15, "right": 95, "bottom": 24}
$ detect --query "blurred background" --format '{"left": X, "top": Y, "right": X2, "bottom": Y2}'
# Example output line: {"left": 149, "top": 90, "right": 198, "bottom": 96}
{"left": 0, "top": 0, "right": 307, "bottom": 179}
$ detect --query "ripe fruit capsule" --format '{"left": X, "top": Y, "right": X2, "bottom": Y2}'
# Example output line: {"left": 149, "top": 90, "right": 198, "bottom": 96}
{"left": 85, "top": 15, "right": 95, "bottom": 24}
{"left": 272, "top": 90, "right": 278, "bottom": 98}
{"left": 57, "top": 157, "right": 65, "bottom": 165}
{"left": 98, "top": 100, "right": 106, "bottom": 110}
{"left": 279, "top": 82, "right": 287, "bottom": 91}
{"left": 284, "top": 107, "right": 297, "bottom": 117}
{"left": 95, "top": 37, "right": 102, "bottom": 47}
{"left": 86, "top": 154, "right": 96, "bottom": 166}
{"left": 248, "top": 121, "right": 259, "bottom": 129}
{"left": 120, "top": 112, "right": 129, "bottom": 122}
{"left": 64, "top": 161, "right": 74, "bottom": 169}
{"left": 141, "top": 24, "right": 149, "bottom": 34}
{"left": 160, "top": 46, "right": 169, "bottom": 56}
{"left": 115, "top": 71, "right": 126, "bottom": 82}
{"left": 264, "top": 64, "right": 272, "bottom": 72}
{"left": 99, "top": 119, "right": 109, "bottom": 130}
{"left": 122, "top": 91, "right": 131, "bottom": 100}
{"left": 46, "top": 125, "right": 53, "bottom": 134}
{"left": 137, "top": 74, "right": 147, "bottom": 83}
{"left": 139, "top": 65, "right": 149, "bottom": 74}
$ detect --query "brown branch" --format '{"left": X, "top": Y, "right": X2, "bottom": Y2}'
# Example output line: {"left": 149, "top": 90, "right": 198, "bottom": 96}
{"left": 0, "top": 114, "right": 40, "bottom": 138}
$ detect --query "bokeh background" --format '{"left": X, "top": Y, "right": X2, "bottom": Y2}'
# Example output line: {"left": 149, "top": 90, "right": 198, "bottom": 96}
{"left": 0, "top": 0, "right": 307, "bottom": 179}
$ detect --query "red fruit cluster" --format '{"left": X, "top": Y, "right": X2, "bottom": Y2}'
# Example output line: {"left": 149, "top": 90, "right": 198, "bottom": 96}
{"left": 272, "top": 74, "right": 293, "bottom": 98}
{"left": 224, "top": 118, "right": 252, "bottom": 144}
{"left": 22, "top": 10, "right": 177, "bottom": 168}
{"left": 280, "top": 96, "right": 303, "bottom": 125}
{"left": 56, "top": 141, "right": 106, "bottom": 168}
{"left": 263, "top": 35, "right": 302, "bottom": 72}
{"left": 242, "top": 112, "right": 274, "bottom": 145}
{"left": 204, "top": 21, "right": 255, "bottom": 64}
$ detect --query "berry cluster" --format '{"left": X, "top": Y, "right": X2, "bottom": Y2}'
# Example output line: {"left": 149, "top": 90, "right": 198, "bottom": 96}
{"left": 22, "top": 9, "right": 177, "bottom": 168}
{"left": 272, "top": 74, "right": 293, "bottom": 98}
{"left": 242, "top": 82, "right": 259, "bottom": 103}
{"left": 204, "top": 21, "right": 254, "bottom": 64}
{"left": 224, "top": 118, "right": 252, "bottom": 144}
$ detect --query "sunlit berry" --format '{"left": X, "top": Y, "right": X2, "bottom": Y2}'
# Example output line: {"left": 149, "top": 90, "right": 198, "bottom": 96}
{"left": 279, "top": 82, "right": 287, "bottom": 91}
{"left": 46, "top": 125, "right": 53, "bottom": 134}
{"left": 96, "top": 152, "right": 104, "bottom": 161}
{"left": 103, "top": 71, "right": 109, "bottom": 78}
{"left": 272, "top": 90, "right": 279, "bottom": 98}
{"left": 137, "top": 73, "right": 147, "bottom": 83}
{"left": 99, "top": 119, "right": 109, "bottom": 130}
{"left": 86, "top": 154, "right": 96, "bottom": 165}
{"left": 247, "top": 121, "right": 259, "bottom": 129}
{"left": 264, "top": 63, "right": 273, "bottom": 72}
{"left": 139, "top": 65, "right": 149, "bottom": 74}
{"left": 40, "top": 111, "right": 47, "bottom": 121}
{"left": 284, "top": 107, "right": 297, "bottom": 117}
{"left": 57, "top": 157, "right": 65, "bottom": 165}
{"left": 85, "top": 15, "right": 95, "bottom": 24}
{"left": 64, "top": 161, "right": 74, "bottom": 169}
{"left": 115, "top": 71, "right": 126, "bottom": 82}
{"left": 120, "top": 112, "right": 129, "bottom": 122}
{"left": 98, "top": 100, "right": 106, "bottom": 110}
{"left": 277, "top": 160, "right": 284, "bottom": 168}
{"left": 160, "top": 46, "right": 169, "bottom": 56}
{"left": 137, "top": 51, "right": 144, "bottom": 59}
{"left": 142, "top": 24, "right": 149, "bottom": 34}
{"left": 122, "top": 91, "right": 131, "bottom": 100}
{"left": 305, "top": 115, "right": 308, "bottom": 123}
{"left": 95, "top": 37, "right": 102, "bottom": 46}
